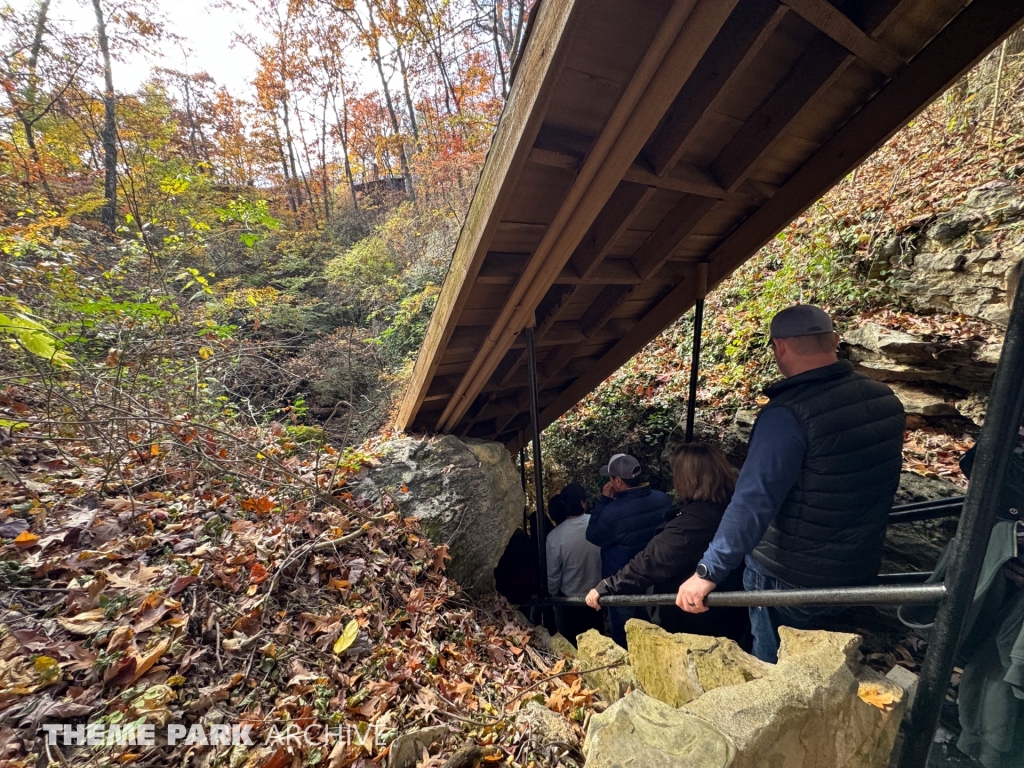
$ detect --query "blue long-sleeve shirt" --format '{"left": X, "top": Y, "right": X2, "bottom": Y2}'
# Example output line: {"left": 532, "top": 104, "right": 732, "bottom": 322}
{"left": 699, "top": 407, "right": 807, "bottom": 584}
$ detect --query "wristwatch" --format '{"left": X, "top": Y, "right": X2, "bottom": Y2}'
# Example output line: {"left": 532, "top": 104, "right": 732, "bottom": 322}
{"left": 695, "top": 562, "right": 711, "bottom": 580}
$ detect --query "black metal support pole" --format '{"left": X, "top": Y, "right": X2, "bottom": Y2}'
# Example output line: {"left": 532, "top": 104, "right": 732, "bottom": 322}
{"left": 533, "top": 583, "right": 946, "bottom": 609}
{"left": 899, "top": 269, "right": 1024, "bottom": 768}
{"left": 525, "top": 326, "right": 548, "bottom": 597}
{"left": 685, "top": 264, "right": 708, "bottom": 443}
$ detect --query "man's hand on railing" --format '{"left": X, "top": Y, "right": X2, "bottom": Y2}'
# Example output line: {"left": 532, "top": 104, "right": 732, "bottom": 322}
{"left": 677, "top": 573, "right": 716, "bottom": 613}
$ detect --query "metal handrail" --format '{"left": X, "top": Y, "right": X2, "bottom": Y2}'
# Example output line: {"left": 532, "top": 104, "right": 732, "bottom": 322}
{"left": 889, "top": 502, "right": 964, "bottom": 524}
{"left": 891, "top": 496, "right": 966, "bottom": 513}
{"left": 535, "top": 583, "right": 946, "bottom": 609}
{"left": 877, "top": 571, "right": 933, "bottom": 585}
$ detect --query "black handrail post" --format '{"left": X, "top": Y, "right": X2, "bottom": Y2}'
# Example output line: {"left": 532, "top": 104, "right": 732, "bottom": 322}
{"left": 525, "top": 324, "right": 548, "bottom": 598}
{"left": 899, "top": 268, "right": 1024, "bottom": 768}
{"left": 686, "top": 263, "right": 708, "bottom": 443}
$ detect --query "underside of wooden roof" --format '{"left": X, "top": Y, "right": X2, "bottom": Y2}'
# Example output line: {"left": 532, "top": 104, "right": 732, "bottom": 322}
{"left": 397, "top": 0, "right": 1024, "bottom": 452}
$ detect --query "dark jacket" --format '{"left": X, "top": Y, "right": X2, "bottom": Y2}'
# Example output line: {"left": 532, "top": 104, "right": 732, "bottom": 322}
{"left": 751, "top": 360, "right": 905, "bottom": 588}
{"left": 595, "top": 500, "right": 749, "bottom": 643}
{"left": 586, "top": 484, "right": 673, "bottom": 577}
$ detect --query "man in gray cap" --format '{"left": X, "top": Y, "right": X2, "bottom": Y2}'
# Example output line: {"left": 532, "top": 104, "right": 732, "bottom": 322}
{"left": 676, "top": 305, "right": 905, "bottom": 662}
{"left": 586, "top": 453, "right": 674, "bottom": 645}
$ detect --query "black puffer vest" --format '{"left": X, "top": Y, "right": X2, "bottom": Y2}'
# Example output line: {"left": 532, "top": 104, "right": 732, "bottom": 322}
{"left": 751, "top": 360, "right": 905, "bottom": 588}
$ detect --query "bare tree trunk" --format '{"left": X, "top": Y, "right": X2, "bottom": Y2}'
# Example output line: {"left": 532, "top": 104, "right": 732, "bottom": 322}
{"left": 23, "top": 0, "right": 50, "bottom": 153}
{"left": 271, "top": 118, "right": 297, "bottom": 214}
{"left": 370, "top": 48, "right": 415, "bottom": 202}
{"left": 491, "top": 2, "right": 508, "bottom": 98}
{"left": 292, "top": 100, "right": 320, "bottom": 228}
{"left": 280, "top": 98, "right": 304, "bottom": 213}
{"left": 319, "top": 94, "right": 331, "bottom": 223}
{"left": 92, "top": 0, "right": 117, "bottom": 230}
{"left": 395, "top": 44, "right": 419, "bottom": 143}
{"left": 16, "top": 0, "right": 58, "bottom": 205}
{"left": 331, "top": 91, "right": 359, "bottom": 212}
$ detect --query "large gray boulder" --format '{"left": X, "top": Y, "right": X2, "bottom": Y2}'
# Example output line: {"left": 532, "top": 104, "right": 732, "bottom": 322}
{"left": 357, "top": 435, "right": 524, "bottom": 593}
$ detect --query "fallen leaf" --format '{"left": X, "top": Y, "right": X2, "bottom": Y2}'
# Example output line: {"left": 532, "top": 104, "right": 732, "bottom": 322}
{"left": 333, "top": 620, "right": 359, "bottom": 656}
{"left": 13, "top": 531, "right": 39, "bottom": 548}
{"left": 128, "top": 639, "right": 169, "bottom": 684}
{"left": 858, "top": 682, "right": 897, "bottom": 710}
{"left": 57, "top": 609, "right": 107, "bottom": 635}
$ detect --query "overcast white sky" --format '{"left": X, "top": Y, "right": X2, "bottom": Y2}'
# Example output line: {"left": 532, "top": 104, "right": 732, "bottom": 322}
{"left": 28, "top": 0, "right": 264, "bottom": 98}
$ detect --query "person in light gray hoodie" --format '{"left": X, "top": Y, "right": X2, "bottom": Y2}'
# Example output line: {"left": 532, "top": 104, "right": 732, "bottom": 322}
{"left": 546, "top": 491, "right": 603, "bottom": 644}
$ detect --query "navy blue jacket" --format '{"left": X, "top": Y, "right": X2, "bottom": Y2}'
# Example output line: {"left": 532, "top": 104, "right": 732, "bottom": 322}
{"left": 585, "top": 485, "right": 674, "bottom": 577}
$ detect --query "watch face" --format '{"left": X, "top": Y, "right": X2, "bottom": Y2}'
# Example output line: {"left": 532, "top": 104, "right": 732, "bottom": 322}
{"left": 696, "top": 564, "right": 708, "bottom": 579}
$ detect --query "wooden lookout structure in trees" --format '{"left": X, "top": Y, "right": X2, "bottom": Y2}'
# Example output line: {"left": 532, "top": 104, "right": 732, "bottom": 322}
{"left": 397, "top": 0, "right": 1024, "bottom": 451}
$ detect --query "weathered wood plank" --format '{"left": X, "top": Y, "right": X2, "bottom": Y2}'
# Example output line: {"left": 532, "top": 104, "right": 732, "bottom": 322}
{"left": 438, "top": 0, "right": 740, "bottom": 431}
{"left": 395, "top": 0, "right": 588, "bottom": 431}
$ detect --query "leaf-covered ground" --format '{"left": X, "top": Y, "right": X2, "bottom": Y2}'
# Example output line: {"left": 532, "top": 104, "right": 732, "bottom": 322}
{"left": 0, "top": 411, "right": 594, "bottom": 768}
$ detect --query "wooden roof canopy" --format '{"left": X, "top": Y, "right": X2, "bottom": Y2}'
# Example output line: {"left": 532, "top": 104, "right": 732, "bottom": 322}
{"left": 397, "top": 0, "right": 1024, "bottom": 451}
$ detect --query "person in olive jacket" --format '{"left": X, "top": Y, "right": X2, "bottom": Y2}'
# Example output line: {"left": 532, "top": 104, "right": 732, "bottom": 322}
{"left": 586, "top": 443, "right": 750, "bottom": 647}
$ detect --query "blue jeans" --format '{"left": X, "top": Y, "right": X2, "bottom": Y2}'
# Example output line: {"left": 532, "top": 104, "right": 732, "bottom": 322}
{"left": 608, "top": 606, "right": 640, "bottom": 648}
{"left": 743, "top": 556, "right": 839, "bottom": 663}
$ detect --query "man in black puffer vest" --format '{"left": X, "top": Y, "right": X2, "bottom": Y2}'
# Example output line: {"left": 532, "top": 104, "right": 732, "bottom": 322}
{"left": 676, "top": 305, "right": 905, "bottom": 662}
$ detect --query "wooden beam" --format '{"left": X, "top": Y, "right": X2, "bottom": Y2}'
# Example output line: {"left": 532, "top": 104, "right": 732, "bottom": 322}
{"left": 642, "top": 0, "right": 789, "bottom": 176}
{"left": 579, "top": 285, "right": 633, "bottom": 337}
{"left": 568, "top": 182, "right": 654, "bottom": 277}
{"left": 476, "top": 253, "right": 529, "bottom": 284}
{"left": 528, "top": 147, "right": 581, "bottom": 172}
{"left": 622, "top": 165, "right": 727, "bottom": 199}
{"left": 711, "top": 32, "right": 852, "bottom": 192}
{"left": 395, "top": 0, "right": 587, "bottom": 432}
{"left": 537, "top": 269, "right": 700, "bottom": 433}
{"left": 437, "top": 0, "right": 741, "bottom": 432}
{"left": 533, "top": 3, "right": 785, "bottom": 357}
{"left": 566, "top": 259, "right": 647, "bottom": 285}
{"left": 706, "top": 0, "right": 1024, "bottom": 288}
{"left": 781, "top": 0, "right": 903, "bottom": 77}
{"left": 631, "top": 195, "right": 719, "bottom": 280}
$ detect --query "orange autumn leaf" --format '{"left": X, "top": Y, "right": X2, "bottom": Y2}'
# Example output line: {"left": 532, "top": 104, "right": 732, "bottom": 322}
{"left": 858, "top": 682, "right": 897, "bottom": 710}
{"left": 241, "top": 496, "right": 275, "bottom": 515}
{"left": 249, "top": 563, "right": 270, "bottom": 584}
{"left": 14, "top": 531, "right": 40, "bottom": 547}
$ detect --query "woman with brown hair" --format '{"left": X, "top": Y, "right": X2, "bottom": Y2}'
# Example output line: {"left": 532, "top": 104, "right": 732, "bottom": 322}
{"left": 585, "top": 442, "right": 750, "bottom": 645}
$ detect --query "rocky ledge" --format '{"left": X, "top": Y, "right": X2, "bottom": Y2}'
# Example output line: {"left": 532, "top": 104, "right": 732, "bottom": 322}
{"left": 579, "top": 620, "right": 907, "bottom": 768}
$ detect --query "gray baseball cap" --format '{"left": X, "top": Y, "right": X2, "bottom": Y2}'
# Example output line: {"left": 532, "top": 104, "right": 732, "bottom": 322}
{"left": 600, "top": 453, "right": 641, "bottom": 479}
{"left": 770, "top": 304, "right": 834, "bottom": 339}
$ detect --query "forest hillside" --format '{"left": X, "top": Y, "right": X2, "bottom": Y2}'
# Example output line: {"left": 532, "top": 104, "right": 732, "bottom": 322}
{"left": 1, "top": 0, "right": 1024, "bottom": 765}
